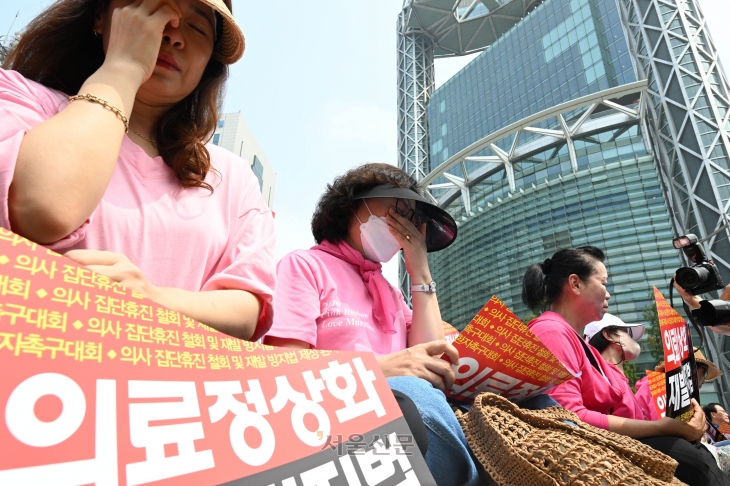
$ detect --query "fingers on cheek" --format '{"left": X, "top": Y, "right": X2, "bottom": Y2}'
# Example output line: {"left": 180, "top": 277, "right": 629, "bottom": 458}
{"left": 388, "top": 226, "right": 402, "bottom": 239}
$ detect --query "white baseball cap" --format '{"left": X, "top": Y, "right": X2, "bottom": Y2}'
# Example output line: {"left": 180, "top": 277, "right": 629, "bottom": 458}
{"left": 583, "top": 313, "right": 645, "bottom": 342}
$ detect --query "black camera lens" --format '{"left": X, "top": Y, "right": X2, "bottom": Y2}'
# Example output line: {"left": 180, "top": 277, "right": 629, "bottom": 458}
{"left": 693, "top": 300, "right": 730, "bottom": 326}
{"left": 676, "top": 266, "right": 710, "bottom": 290}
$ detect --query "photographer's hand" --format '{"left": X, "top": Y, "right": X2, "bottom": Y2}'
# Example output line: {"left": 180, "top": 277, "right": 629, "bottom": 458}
{"left": 673, "top": 276, "right": 701, "bottom": 310}
{"left": 706, "top": 283, "right": 730, "bottom": 335}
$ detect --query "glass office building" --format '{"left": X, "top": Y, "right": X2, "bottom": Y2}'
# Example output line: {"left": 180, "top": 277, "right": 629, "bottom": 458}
{"left": 422, "top": 0, "right": 692, "bottom": 383}
{"left": 429, "top": 0, "right": 636, "bottom": 171}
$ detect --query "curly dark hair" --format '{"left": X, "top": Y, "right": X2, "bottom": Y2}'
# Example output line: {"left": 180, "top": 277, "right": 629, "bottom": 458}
{"left": 312, "top": 163, "right": 419, "bottom": 244}
{"left": 4, "top": 0, "right": 230, "bottom": 193}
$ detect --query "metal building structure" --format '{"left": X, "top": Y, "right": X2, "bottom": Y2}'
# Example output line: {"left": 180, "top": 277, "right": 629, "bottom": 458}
{"left": 0, "top": 36, "right": 15, "bottom": 64}
{"left": 618, "top": 0, "right": 730, "bottom": 408}
{"left": 396, "top": 0, "right": 730, "bottom": 406}
{"left": 396, "top": 0, "right": 535, "bottom": 299}
{"left": 420, "top": 81, "right": 650, "bottom": 205}
{"left": 396, "top": 12, "right": 434, "bottom": 300}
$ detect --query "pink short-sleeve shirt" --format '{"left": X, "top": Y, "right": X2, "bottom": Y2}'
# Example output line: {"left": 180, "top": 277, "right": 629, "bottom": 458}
{"left": 0, "top": 69, "right": 276, "bottom": 340}
{"left": 529, "top": 311, "right": 646, "bottom": 429}
{"left": 634, "top": 376, "right": 660, "bottom": 420}
{"left": 264, "top": 248, "right": 413, "bottom": 355}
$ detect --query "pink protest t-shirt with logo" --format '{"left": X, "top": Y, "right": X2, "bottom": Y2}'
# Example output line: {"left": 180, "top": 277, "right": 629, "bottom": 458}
{"left": 265, "top": 247, "right": 412, "bottom": 355}
{"left": 0, "top": 69, "right": 276, "bottom": 340}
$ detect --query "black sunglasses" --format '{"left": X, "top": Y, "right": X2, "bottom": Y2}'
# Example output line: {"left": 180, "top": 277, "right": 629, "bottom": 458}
{"left": 395, "top": 199, "right": 426, "bottom": 225}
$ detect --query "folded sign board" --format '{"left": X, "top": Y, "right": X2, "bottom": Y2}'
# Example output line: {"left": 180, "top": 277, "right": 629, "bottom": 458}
{"left": 0, "top": 229, "right": 434, "bottom": 486}
{"left": 653, "top": 286, "right": 699, "bottom": 421}
{"left": 444, "top": 296, "right": 575, "bottom": 403}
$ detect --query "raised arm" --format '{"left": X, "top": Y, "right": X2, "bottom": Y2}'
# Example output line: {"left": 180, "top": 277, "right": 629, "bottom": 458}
{"left": 385, "top": 211, "right": 444, "bottom": 346}
{"left": 8, "top": 0, "right": 181, "bottom": 244}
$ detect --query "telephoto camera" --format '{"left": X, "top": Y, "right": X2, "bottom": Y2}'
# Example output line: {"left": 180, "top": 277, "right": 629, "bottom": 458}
{"left": 692, "top": 299, "right": 730, "bottom": 327}
{"left": 673, "top": 234, "right": 724, "bottom": 295}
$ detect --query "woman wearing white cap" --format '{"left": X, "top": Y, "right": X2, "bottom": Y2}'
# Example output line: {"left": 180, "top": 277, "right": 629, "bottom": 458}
{"left": 583, "top": 314, "right": 646, "bottom": 419}
{"left": 0, "top": 0, "right": 275, "bottom": 340}
{"left": 583, "top": 313, "right": 645, "bottom": 375}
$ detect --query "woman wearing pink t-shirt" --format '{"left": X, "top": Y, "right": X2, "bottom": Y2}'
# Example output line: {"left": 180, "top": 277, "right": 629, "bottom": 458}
{"left": 523, "top": 247, "right": 729, "bottom": 486}
{"left": 265, "top": 163, "right": 481, "bottom": 486}
{"left": 0, "top": 0, "right": 275, "bottom": 340}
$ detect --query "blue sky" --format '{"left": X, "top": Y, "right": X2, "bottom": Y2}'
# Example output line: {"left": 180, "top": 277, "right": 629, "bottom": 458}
{"left": 1, "top": 0, "right": 729, "bottom": 283}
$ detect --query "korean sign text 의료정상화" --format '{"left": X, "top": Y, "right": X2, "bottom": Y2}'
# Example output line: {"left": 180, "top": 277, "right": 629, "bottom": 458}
{"left": 0, "top": 228, "right": 435, "bottom": 486}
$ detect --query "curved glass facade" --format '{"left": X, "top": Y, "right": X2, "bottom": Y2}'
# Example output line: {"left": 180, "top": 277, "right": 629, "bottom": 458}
{"left": 428, "top": 123, "right": 683, "bottom": 379}
{"left": 429, "top": 125, "right": 678, "bottom": 325}
{"left": 428, "top": 0, "right": 636, "bottom": 172}
{"left": 423, "top": 0, "right": 706, "bottom": 383}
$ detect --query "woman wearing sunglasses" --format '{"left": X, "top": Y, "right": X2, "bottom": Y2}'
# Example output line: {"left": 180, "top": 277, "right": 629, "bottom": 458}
{"left": 0, "top": 0, "right": 275, "bottom": 340}
{"left": 265, "top": 163, "right": 481, "bottom": 486}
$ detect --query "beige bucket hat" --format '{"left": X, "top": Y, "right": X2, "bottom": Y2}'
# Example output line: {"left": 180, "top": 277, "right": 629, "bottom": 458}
{"left": 655, "top": 348, "right": 723, "bottom": 383}
{"left": 199, "top": 0, "right": 245, "bottom": 64}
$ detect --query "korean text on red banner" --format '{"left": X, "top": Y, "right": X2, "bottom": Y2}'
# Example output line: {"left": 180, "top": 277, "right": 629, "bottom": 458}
{"left": 442, "top": 321, "right": 459, "bottom": 344}
{"left": 645, "top": 370, "right": 667, "bottom": 419}
{"left": 443, "top": 295, "right": 575, "bottom": 403}
{"left": 0, "top": 228, "right": 435, "bottom": 486}
{"left": 653, "top": 286, "right": 698, "bottom": 421}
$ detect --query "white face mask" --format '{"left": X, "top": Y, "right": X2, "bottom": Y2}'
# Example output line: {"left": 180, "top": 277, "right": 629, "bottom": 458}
{"left": 620, "top": 334, "right": 642, "bottom": 361}
{"left": 357, "top": 201, "right": 402, "bottom": 262}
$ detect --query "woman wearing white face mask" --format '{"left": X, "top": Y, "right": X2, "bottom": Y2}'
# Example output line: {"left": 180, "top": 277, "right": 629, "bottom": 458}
{"left": 265, "top": 163, "right": 482, "bottom": 486}
{"left": 584, "top": 314, "right": 645, "bottom": 374}
{"left": 583, "top": 314, "right": 646, "bottom": 419}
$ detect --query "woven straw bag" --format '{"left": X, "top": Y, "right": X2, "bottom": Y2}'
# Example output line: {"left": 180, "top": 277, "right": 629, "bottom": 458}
{"left": 456, "top": 393, "right": 687, "bottom": 486}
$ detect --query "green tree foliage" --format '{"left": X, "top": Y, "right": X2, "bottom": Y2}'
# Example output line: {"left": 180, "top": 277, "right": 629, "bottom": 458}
{"left": 643, "top": 290, "right": 664, "bottom": 362}
{"left": 623, "top": 361, "right": 639, "bottom": 390}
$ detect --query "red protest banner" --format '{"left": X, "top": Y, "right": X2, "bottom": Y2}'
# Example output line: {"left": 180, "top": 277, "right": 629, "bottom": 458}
{"left": 0, "top": 228, "right": 435, "bottom": 485}
{"left": 645, "top": 370, "right": 667, "bottom": 419}
{"left": 442, "top": 321, "right": 459, "bottom": 344}
{"left": 444, "top": 296, "right": 575, "bottom": 403}
{"left": 653, "top": 286, "right": 699, "bottom": 421}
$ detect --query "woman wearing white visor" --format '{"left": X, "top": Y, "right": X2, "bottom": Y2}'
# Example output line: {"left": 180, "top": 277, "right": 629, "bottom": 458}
{"left": 583, "top": 313, "right": 645, "bottom": 376}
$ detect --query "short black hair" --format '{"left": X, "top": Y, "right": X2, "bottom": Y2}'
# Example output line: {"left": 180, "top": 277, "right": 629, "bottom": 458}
{"left": 703, "top": 403, "right": 722, "bottom": 417}
{"left": 311, "top": 163, "right": 419, "bottom": 244}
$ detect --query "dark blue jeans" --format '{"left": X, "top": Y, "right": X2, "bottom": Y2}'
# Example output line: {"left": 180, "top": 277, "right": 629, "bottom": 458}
{"left": 387, "top": 377, "right": 480, "bottom": 486}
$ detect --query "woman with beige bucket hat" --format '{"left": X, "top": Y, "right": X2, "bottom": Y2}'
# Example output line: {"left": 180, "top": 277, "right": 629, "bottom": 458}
{"left": 0, "top": 0, "right": 276, "bottom": 341}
